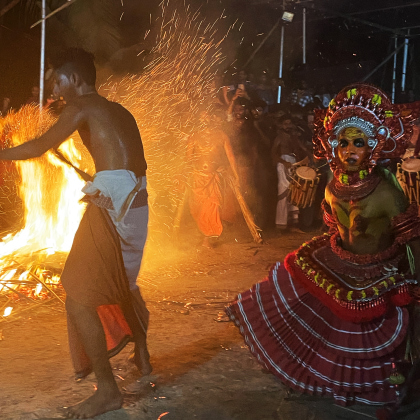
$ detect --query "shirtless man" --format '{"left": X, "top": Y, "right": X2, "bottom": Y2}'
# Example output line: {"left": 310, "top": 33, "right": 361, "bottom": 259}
{"left": 325, "top": 126, "right": 408, "bottom": 255}
{"left": 0, "top": 48, "right": 152, "bottom": 418}
{"left": 186, "top": 109, "right": 239, "bottom": 247}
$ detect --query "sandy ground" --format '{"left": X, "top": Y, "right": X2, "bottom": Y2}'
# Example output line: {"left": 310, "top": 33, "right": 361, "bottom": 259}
{"left": 0, "top": 222, "right": 416, "bottom": 420}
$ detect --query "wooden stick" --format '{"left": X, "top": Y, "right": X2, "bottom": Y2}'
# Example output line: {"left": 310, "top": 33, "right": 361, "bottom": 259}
{"left": 0, "top": 0, "right": 21, "bottom": 18}
{"left": 12, "top": 260, "right": 65, "bottom": 305}
{"left": 173, "top": 187, "right": 188, "bottom": 233}
{"left": 30, "top": 0, "right": 78, "bottom": 29}
{"left": 0, "top": 297, "right": 60, "bottom": 322}
{"left": 228, "top": 177, "right": 262, "bottom": 244}
{"left": 0, "top": 283, "right": 34, "bottom": 303}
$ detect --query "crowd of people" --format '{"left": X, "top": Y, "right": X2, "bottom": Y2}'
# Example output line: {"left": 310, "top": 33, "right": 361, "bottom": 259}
{"left": 185, "top": 68, "right": 334, "bottom": 246}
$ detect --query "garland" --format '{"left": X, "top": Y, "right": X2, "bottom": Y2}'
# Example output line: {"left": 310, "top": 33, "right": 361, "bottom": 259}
{"left": 285, "top": 235, "right": 416, "bottom": 323}
{"left": 328, "top": 172, "right": 382, "bottom": 202}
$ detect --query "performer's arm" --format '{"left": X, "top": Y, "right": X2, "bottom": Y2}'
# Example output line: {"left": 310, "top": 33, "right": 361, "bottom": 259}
{"left": 0, "top": 105, "right": 81, "bottom": 161}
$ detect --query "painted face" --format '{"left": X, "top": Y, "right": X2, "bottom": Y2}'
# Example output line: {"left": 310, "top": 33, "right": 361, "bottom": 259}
{"left": 337, "top": 127, "right": 370, "bottom": 171}
{"left": 52, "top": 71, "right": 76, "bottom": 102}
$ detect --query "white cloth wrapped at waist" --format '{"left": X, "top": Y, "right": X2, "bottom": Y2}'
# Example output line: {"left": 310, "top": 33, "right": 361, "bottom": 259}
{"left": 82, "top": 170, "right": 147, "bottom": 222}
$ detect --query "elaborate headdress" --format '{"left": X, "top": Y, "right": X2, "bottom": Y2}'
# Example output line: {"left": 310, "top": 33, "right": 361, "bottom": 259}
{"left": 313, "top": 83, "right": 417, "bottom": 180}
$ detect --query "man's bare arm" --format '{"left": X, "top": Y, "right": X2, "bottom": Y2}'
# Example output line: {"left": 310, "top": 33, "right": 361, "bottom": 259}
{"left": 0, "top": 105, "right": 82, "bottom": 161}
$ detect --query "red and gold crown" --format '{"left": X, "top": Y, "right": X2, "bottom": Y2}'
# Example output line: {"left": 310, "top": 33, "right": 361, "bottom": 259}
{"left": 313, "top": 83, "right": 418, "bottom": 177}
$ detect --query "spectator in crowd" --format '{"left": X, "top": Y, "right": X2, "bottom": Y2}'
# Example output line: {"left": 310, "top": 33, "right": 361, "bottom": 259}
{"left": 0, "top": 97, "right": 11, "bottom": 116}
{"left": 297, "top": 80, "right": 313, "bottom": 108}
{"left": 272, "top": 114, "right": 308, "bottom": 230}
{"left": 25, "top": 86, "right": 40, "bottom": 105}
{"left": 255, "top": 72, "right": 276, "bottom": 111}
{"left": 237, "top": 69, "right": 254, "bottom": 91}
{"left": 270, "top": 77, "right": 281, "bottom": 101}
{"left": 226, "top": 87, "right": 252, "bottom": 120}
{"left": 290, "top": 106, "right": 313, "bottom": 160}
{"left": 314, "top": 85, "right": 332, "bottom": 108}
{"left": 222, "top": 68, "right": 258, "bottom": 107}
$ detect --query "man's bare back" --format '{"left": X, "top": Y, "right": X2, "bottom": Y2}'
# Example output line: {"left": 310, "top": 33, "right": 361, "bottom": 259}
{"left": 64, "top": 94, "right": 146, "bottom": 176}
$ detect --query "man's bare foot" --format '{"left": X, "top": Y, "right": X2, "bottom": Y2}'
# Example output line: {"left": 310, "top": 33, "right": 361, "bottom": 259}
{"left": 202, "top": 236, "right": 219, "bottom": 248}
{"left": 201, "top": 236, "right": 213, "bottom": 248}
{"left": 133, "top": 345, "right": 152, "bottom": 376}
{"left": 65, "top": 385, "right": 123, "bottom": 419}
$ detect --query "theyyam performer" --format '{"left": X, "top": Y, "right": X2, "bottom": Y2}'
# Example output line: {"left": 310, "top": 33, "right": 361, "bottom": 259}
{"left": 227, "top": 83, "right": 420, "bottom": 417}
{"left": 0, "top": 48, "right": 152, "bottom": 419}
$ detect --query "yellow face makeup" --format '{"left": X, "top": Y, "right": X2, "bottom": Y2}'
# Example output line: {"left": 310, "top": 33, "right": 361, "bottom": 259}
{"left": 337, "top": 127, "right": 370, "bottom": 171}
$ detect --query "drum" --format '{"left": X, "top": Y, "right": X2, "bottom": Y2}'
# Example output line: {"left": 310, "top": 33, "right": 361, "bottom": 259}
{"left": 398, "top": 157, "right": 420, "bottom": 205}
{"left": 288, "top": 165, "right": 319, "bottom": 208}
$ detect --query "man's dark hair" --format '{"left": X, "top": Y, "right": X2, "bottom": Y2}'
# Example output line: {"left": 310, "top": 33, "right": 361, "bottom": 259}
{"left": 277, "top": 113, "right": 292, "bottom": 124}
{"left": 50, "top": 48, "right": 96, "bottom": 86}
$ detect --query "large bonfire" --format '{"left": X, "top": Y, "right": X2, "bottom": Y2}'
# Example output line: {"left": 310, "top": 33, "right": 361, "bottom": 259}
{"left": 0, "top": 2, "right": 231, "bottom": 317}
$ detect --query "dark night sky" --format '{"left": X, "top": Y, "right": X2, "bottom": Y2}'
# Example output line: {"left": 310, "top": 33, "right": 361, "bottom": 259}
{"left": 1, "top": 0, "right": 420, "bottom": 105}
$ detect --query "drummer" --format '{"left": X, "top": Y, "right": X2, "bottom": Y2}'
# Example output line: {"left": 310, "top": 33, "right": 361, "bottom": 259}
{"left": 272, "top": 114, "right": 311, "bottom": 230}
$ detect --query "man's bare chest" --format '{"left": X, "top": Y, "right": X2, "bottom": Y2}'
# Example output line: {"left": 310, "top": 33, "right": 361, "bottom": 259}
{"left": 331, "top": 198, "right": 388, "bottom": 235}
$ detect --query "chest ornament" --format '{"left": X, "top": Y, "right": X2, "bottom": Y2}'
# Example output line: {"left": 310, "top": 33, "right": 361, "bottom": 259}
{"left": 329, "top": 172, "right": 381, "bottom": 201}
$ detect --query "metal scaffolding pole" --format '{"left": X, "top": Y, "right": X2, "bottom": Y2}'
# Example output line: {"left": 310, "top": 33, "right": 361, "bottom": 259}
{"left": 39, "top": 0, "right": 46, "bottom": 110}
{"left": 277, "top": 24, "right": 285, "bottom": 103}
{"left": 362, "top": 42, "right": 405, "bottom": 82}
{"left": 243, "top": 19, "right": 279, "bottom": 69}
{"left": 303, "top": 7, "right": 306, "bottom": 64}
{"left": 402, "top": 30, "right": 410, "bottom": 92}
{"left": 392, "top": 37, "right": 398, "bottom": 103}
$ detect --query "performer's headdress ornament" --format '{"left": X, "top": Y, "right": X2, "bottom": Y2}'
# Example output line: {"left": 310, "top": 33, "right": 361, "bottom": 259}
{"left": 313, "top": 83, "right": 417, "bottom": 180}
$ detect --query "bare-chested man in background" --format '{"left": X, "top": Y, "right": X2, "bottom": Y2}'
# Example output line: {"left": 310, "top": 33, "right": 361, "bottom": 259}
{"left": 186, "top": 108, "right": 239, "bottom": 247}
{"left": 0, "top": 48, "right": 152, "bottom": 418}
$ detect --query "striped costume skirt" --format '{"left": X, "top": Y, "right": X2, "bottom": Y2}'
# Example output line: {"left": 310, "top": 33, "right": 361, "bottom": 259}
{"left": 226, "top": 257, "right": 409, "bottom": 406}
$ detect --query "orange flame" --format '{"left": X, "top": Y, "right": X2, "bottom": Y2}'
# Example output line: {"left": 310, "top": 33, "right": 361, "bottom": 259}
{"left": 0, "top": 107, "right": 87, "bottom": 295}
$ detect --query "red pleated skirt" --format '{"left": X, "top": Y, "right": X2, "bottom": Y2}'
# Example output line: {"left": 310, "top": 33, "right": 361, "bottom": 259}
{"left": 226, "top": 257, "right": 409, "bottom": 406}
